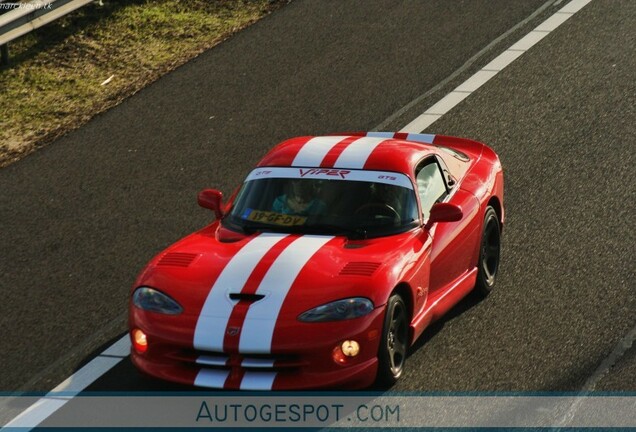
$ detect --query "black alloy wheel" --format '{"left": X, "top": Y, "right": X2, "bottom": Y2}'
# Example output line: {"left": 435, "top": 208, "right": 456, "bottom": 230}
{"left": 475, "top": 206, "right": 501, "bottom": 295}
{"left": 376, "top": 294, "right": 409, "bottom": 387}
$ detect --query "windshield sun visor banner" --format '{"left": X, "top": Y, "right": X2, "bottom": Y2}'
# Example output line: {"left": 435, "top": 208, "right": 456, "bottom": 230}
{"left": 246, "top": 167, "right": 413, "bottom": 190}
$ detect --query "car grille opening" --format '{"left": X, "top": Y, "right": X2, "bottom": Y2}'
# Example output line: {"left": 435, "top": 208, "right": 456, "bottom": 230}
{"left": 168, "top": 349, "right": 305, "bottom": 372}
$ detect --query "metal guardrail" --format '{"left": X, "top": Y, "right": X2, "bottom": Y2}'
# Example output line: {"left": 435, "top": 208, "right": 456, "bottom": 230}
{"left": 0, "top": 0, "right": 93, "bottom": 65}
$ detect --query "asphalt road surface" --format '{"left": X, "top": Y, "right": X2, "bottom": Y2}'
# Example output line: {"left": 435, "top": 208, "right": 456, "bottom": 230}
{"left": 0, "top": 0, "right": 634, "bottom": 400}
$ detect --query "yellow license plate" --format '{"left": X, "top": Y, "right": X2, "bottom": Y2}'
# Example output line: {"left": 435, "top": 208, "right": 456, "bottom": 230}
{"left": 245, "top": 210, "right": 307, "bottom": 226}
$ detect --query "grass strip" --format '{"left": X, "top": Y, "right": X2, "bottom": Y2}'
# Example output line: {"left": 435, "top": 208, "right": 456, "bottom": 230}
{"left": 0, "top": 0, "right": 286, "bottom": 167}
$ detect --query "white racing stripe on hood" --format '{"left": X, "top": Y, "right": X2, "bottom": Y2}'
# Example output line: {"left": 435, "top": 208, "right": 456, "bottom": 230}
{"left": 291, "top": 136, "right": 345, "bottom": 167}
{"left": 333, "top": 136, "right": 386, "bottom": 169}
{"left": 239, "top": 235, "right": 334, "bottom": 353}
{"left": 193, "top": 233, "right": 290, "bottom": 351}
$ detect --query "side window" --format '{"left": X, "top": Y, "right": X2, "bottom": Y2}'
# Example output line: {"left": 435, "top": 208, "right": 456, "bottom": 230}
{"left": 416, "top": 159, "right": 448, "bottom": 220}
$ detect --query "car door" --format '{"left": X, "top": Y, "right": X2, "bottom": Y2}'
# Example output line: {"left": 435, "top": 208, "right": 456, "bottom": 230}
{"left": 416, "top": 156, "right": 480, "bottom": 295}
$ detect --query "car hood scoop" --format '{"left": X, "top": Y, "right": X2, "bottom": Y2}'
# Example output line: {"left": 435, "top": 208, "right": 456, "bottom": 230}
{"left": 229, "top": 293, "right": 265, "bottom": 303}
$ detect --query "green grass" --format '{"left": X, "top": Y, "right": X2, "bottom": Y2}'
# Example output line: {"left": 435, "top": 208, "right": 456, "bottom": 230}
{"left": 0, "top": 0, "right": 285, "bottom": 167}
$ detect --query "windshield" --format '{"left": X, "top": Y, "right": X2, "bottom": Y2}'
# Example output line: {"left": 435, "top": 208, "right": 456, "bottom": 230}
{"left": 223, "top": 167, "right": 419, "bottom": 238}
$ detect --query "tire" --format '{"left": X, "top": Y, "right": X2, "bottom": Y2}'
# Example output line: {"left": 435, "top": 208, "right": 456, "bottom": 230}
{"left": 376, "top": 294, "right": 409, "bottom": 388}
{"left": 475, "top": 206, "right": 501, "bottom": 296}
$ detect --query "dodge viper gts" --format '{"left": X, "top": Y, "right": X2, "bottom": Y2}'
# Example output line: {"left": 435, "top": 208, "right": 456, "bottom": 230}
{"left": 129, "top": 131, "right": 504, "bottom": 390}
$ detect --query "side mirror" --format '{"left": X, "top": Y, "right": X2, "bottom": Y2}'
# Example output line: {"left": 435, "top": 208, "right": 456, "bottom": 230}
{"left": 198, "top": 189, "right": 224, "bottom": 220}
{"left": 427, "top": 202, "right": 463, "bottom": 225}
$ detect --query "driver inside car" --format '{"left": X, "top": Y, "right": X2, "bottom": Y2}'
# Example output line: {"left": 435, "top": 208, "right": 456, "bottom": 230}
{"left": 272, "top": 180, "right": 326, "bottom": 216}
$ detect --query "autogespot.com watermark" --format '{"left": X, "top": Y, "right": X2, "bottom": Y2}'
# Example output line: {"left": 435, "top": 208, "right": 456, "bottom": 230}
{"left": 0, "top": 2, "right": 52, "bottom": 11}
{"left": 196, "top": 400, "right": 400, "bottom": 425}
{"left": 3, "top": 394, "right": 636, "bottom": 429}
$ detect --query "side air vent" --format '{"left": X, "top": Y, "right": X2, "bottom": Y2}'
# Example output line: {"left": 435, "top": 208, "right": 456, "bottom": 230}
{"left": 157, "top": 252, "right": 199, "bottom": 267}
{"left": 339, "top": 261, "right": 381, "bottom": 276}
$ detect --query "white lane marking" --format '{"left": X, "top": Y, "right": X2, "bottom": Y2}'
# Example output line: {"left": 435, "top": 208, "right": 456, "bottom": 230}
{"left": 333, "top": 137, "right": 386, "bottom": 169}
{"left": 556, "top": 323, "right": 636, "bottom": 427}
{"left": 3, "top": 398, "right": 69, "bottom": 429}
{"left": 240, "top": 371, "right": 277, "bottom": 390}
{"left": 455, "top": 70, "right": 499, "bottom": 93}
{"left": 194, "top": 369, "right": 230, "bottom": 389}
{"left": 400, "top": 114, "right": 441, "bottom": 132}
{"left": 374, "top": 0, "right": 557, "bottom": 131}
{"left": 425, "top": 91, "right": 472, "bottom": 116}
{"left": 100, "top": 334, "right": 131, "bottom": 357}
{"left": 582, "top": 324, "right": 636, "bottom": 391}
{"left": 535, "top": 12, "right": 572, "bottom": 31}
{"left": 560, "top": 0, "right": 590, "bottom": 12}
{"left": 4, "top": 0, "right": 600, "bottom": 428}
{"left": 482, "top": 50, "right": 525, "bottom": 72}
{"left": 50, "top": 356, "right": 123, "bottom": 394}
{"left": 508, "top": 30, "right": 550, "bottom": 51}
{"left": 291, "top": 136, "right": 345, "bottom": 167}
{"left": 400, "top": 0, "right": 593, "bottom": 133}
{"left": 193, "top": 233, "right": 289, "bottom": 351}
{"left": 239, "top": 235, "right": 334, "bottom": 353}
{"left": 3, "top": 335, "right": 130, "bottom": 429}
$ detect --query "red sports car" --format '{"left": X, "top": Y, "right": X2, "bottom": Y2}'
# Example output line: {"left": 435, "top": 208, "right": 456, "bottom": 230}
{"left": 129, "top": 132, "right": 504, "bottom": 390}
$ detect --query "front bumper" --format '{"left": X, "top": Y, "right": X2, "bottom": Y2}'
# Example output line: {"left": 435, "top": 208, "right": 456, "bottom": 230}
{"left": 129, "top": 307, "right": 384, "bottom": 390}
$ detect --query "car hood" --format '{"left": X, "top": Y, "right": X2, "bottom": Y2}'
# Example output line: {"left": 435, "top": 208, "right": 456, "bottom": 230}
{"left": 134, "top": 223, "right": 425, "bottom": 319}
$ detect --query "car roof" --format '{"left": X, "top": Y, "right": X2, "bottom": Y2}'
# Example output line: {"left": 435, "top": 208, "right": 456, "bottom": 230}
{"left": 256, "top": 134, "right": 437, "bottom": 177}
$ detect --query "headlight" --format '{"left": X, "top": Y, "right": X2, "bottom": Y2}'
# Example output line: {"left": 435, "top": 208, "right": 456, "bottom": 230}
{"left": 298, "top": 297, "right": 374, "bottom": 322}
{"left": 132, "top": 287, "right": 183, "bottom": 315}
